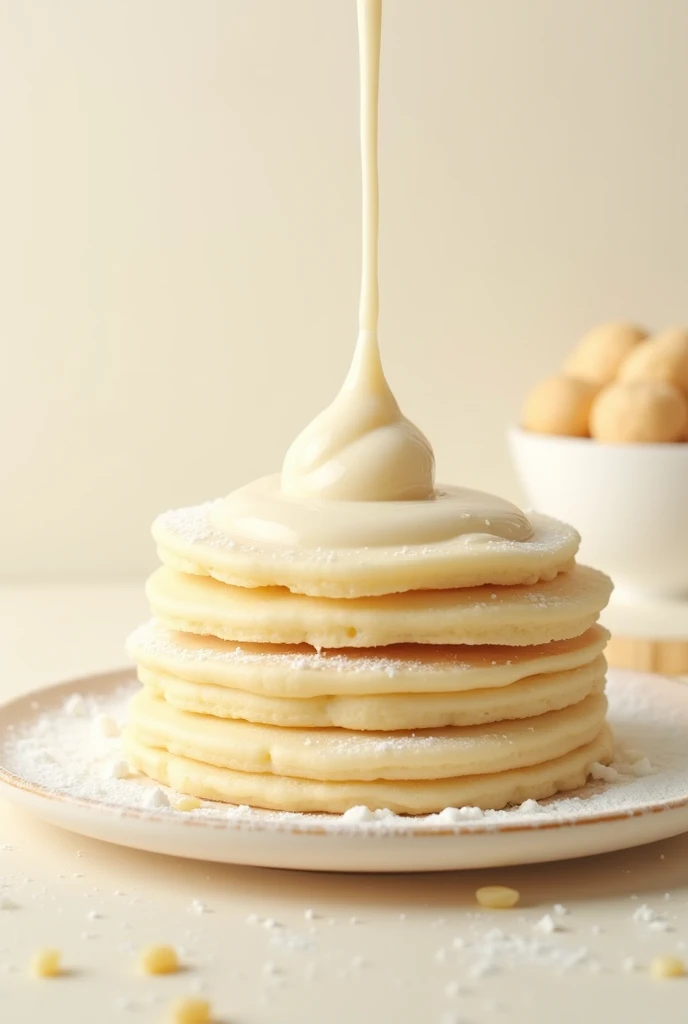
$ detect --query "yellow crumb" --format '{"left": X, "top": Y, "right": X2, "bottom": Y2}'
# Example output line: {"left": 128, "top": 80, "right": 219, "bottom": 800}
{"left": 174, "top": 796, "right": 202, "bottom": 812}
{"left": 139, "top": 944, "right": 180, "bottom": 975}
{"left": 31, "top": 948, "right": 62, "bottom": 978}
{"left": 475, "top": 885, "right": 520, "bottom": 909}
{"left": 650, "top": 955, "right": 686, "bottom": 979}
{"left": 170, "top": 997, "right": 212, "bottom": 1024}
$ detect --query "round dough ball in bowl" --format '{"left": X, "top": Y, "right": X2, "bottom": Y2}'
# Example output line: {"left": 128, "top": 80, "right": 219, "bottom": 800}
{"left": 618, "top": 328, "right": 688, "bottom": 395}
{"left": 521, "top": 376, "right": 598, "bottom": 437}
{"left": 564, "top": 322, "right": 647, "bottom": 385}
{"left": 589, "top": 380, "right": 688, "bottom": 444}
{"left": 509, "top": 428, "right": 688, "bottom": 600}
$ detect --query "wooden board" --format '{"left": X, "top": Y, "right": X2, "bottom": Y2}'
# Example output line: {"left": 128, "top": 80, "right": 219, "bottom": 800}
{"left": 606, "top": 634, "right": 688, "bottom": 676}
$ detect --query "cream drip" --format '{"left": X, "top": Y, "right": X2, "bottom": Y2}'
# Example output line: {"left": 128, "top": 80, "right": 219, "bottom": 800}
{"left": 281, "top": 329, "right": 435, "bottom": 502}
{"left": 282, "top": 0, "right": 434, "bottom": 503}
{"left": 213, "top": 476, "right": 533, "bottom": 549}
{"left": 214, "top": 0, "right": 533, "bottom": 550}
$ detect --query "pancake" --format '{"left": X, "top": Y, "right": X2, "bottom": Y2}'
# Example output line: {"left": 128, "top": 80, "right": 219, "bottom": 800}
{"left": 127, "top": 621, "right": 609, "bottom": 697}
{"left": 153, "top": 503, "right": 579, "bottom": 598}
{"left": 137, "top": 656, "right": 606, "bottom": 731}
{"left": 125, "top": 724, "right": 614, "bottom": 815}
{"left": 146, "top": 564, "right": 613, "bottom": 649}
{"left": 127, "top": 689, "right": 607, "bottom": 782}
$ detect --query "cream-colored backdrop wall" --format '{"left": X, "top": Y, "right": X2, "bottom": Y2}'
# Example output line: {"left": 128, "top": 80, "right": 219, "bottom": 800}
{"left": 1, "top": 0, "right": 686, "bottom": 579}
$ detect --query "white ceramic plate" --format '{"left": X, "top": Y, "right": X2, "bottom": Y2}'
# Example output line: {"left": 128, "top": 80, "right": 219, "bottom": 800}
{"left": 1, "top": 669, "right": 687, "bottom": 872}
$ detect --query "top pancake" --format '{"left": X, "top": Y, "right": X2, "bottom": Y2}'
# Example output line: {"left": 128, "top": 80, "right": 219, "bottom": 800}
{"left": 153, "top": 502, "right": 579, "bottom": 598}
{"left": 147, "top": 564, "right": 612, "bottom": 649}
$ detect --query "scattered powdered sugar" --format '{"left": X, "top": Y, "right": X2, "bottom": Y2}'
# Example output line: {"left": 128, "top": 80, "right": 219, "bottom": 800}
{"left": 534, "top": 914, "right": 559, "bottom": 934}
{"left": 370, "top": 807, "right": 397, "bottom": 821}
{"left": 228, "top": 804, "right": 250, "bottom": 817}
{"left": 2, "top": 671, "right": 687, "bottom": 836}
{"left": 631, "top": 904, "right": 675, "bottom": 933}
{"left": 107, "top": 759, "right": 130, "bottom": 780}
{"left": 94, "top": 714, "right": 121, "bottom": 738}
{"left": 341, "top": 806, "right": 376, "bottom": 824}
{"left": 518, "top": 799, "right": 542, "bottom": 814}
{"left": 632, "top": 904, "right": 659, "bottom": 924}
{"left": 267, "top": 925, "right": 316, "bottom": 955}
{"left": 155, "top": 502, "right": 230, "bottom": 551}
{"left": 434, "top": 808, "right": 463, "bottom": 824}
{"left": 649, "top": 920, "right": 673, "bottom": 933}
{"left": 142, "top": 787, "right": 169, "bottom": 810}
{"left": 65, "top": 693, "right": 87, "bottom": 717}
{"left": 340, "top": 806, "right": 398, "bottom": 823}
{"left": 433, "top": 925, "right": 593, "bottom": 981}
{"left": 630, "top": 757, "right": 654, "bottom": 778}
{"left": 427, "top": 806, "right": 485, "bottom": 824}
{"left": 590, "top": 762, "right": 621, "bottom": 783}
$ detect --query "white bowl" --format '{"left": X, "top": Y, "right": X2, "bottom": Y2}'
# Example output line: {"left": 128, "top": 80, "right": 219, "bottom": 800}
{"left": 508, "top": 427, "right": 688, "bottom": 601}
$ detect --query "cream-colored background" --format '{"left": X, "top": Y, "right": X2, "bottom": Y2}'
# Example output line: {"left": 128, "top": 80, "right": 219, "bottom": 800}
{"left": 2, "top": 0, "right": 686, "bottom": 579}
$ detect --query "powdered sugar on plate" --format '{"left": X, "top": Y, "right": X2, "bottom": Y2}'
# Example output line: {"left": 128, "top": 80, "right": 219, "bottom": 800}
{"left": 1, "top": 670, "right": 687, "bottom": 836}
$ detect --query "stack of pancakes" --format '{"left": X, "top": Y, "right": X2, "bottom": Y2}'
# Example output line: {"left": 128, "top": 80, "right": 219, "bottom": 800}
{"left": 125, "top": 503, "right": 613, "bottom": 814}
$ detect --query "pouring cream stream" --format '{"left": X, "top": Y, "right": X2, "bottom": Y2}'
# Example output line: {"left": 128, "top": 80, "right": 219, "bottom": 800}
{"left": 282, "top": 0, "right": 435, "bottom": 504}
{"left": 212, "top": 0, "right": 532, "bottom": 550}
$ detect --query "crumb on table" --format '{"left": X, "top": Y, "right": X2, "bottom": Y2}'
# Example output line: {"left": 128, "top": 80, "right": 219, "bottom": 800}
{"left": 650, "top": 955, "right": 686, "bottom": 979}
{"left": 31, "top": 949, "right": 62, "bottom": 978}
{"left": 170, "top": 996, "right": 212, "bottom": 1023}
{"left": 475, "top": 885, "right": 520, "bottom": 909}
{"left": 139, "top": 944, "right": 180, "bottom": 975}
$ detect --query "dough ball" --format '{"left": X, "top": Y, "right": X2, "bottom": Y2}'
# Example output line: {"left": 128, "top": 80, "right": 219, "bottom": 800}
{"left": 589, "top": 380, "right": 688, "bottom": 443}
{"left": 522, "top": 375, "right": 598, "bottom": 437}
{"left": 618, "top": 328, "right": 688, "bottom": 394}
{"left": 564, "top": 322, "right": 648, "bottom": 385}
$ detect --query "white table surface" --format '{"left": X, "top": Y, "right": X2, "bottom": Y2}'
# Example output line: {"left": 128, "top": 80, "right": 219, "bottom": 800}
{"left": 1, "top": 585, "right": 687, "bottom": 1024}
